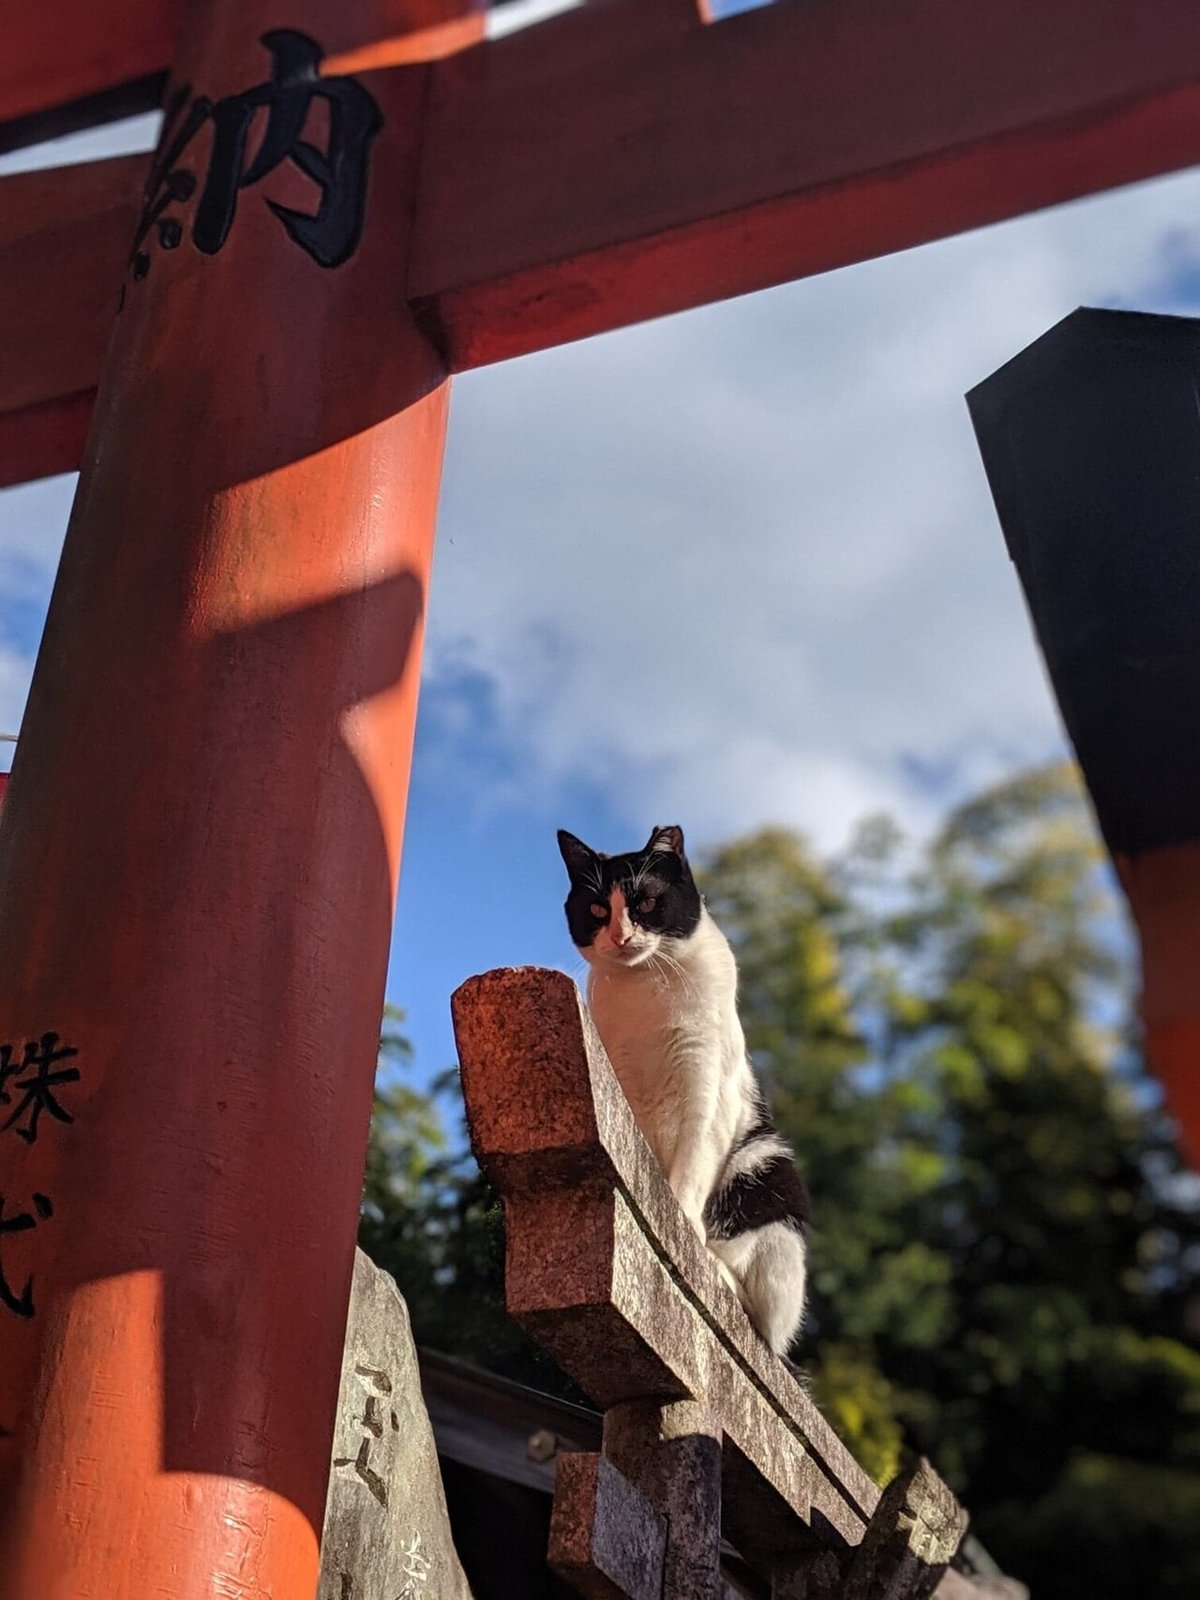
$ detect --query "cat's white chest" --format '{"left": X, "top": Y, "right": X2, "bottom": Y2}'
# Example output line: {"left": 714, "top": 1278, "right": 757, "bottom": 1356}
{"left": 589, "top": 972, "right": 679, "bottom": 1089}
{"left": 586, "top": 926, "right": 740, "bottom": 1174}
{"left": 589, "top": 976, "right": 695, "bottom": 1152}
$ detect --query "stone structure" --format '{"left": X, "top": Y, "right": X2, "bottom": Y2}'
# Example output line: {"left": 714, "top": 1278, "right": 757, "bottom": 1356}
{"left": 452, "top": 966, "right": 979, "bottom": 1599}
{"left": 319, "top": 1249, "right": 472, "bottom": 1600}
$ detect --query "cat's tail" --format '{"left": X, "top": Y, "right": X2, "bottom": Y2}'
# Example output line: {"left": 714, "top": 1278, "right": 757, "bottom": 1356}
{"left": 780, "top": 1353, "right": 810, "bottom": 1390}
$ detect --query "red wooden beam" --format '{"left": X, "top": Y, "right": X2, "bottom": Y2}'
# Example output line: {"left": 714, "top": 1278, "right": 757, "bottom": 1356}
{"left": 6, "top": 0, "right": 1200, "bottom": 479}
{"left": 0, "top": 393, "right": 96, "bottom": 489}
{"left": 0, "top": 0, "right": 481, "bottom": 140}
{"left": 410, "top": 0, "right": 1200, "bottom": 365}
{"left": 0, "top": 156, "right": 141, "bottom": 489}
{"left": 0, "top": 157, "right": 141, "bottom": 414}
{"left": 0, "top": 0, "right": 179, "bottom": 127}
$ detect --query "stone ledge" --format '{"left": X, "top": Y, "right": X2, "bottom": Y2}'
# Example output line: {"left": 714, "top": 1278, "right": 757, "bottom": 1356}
{"left": 452, "top": 964, "right": 968, "bottom": 1592}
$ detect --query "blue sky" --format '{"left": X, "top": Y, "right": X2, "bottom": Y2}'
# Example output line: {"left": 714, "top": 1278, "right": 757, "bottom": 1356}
{"left": 5, "top": 8, "right": 1200, "bottom": 1086}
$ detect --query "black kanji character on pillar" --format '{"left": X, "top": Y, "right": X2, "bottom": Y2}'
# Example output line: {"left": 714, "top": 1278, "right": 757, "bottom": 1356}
{"left": 0, "top": 1033, "right": 80, "bottom": 1145}
{"left": 0, "top": 1192, "right": 53, "bottom": 1319}
{"left": 130, "top": 82, "right": 214, "bottom": 280}
{"left": 0, "top": 1042, "right": 19, "bottom": 1102}
{"left": 194, "top": 29, "right": 382, "bottom": 266}
{"left": 129, "top": 30, "right": 382, "bottom": 282}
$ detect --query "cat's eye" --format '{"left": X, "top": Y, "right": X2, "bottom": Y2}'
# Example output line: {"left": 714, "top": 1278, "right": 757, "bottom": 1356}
{"left": 638, "top": 896, "right": 657, "bottom": 914}
{"left": 590, "top": 903, "right": 608, "bottom": 919}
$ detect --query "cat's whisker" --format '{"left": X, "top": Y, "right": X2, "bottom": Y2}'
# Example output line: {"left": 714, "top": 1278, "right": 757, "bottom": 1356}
{"left": 652, "top": 947, "right": 682, "bottom": 981}
{"left": 567, "top": 955, "right": 590, "bottom": 988}
{"left": 650, "top": 948, "right": 696, "bottom": 997}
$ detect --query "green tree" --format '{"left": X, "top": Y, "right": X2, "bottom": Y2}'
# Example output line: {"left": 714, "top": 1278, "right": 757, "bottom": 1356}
{"left": 363, "top": 767, "right": 1200, "bottom": 1597}
{"left": 700, "top": 767, "right": 1200, "bottom": 1596}
{"left": 357, "top": 1005, "right": 449, "bottom": 1340}
{"left": 701, "top": 826, "right": 947, "bottom": 1475}
{"left": 871, "top": 768, "right": 1200, "bottom": 1595}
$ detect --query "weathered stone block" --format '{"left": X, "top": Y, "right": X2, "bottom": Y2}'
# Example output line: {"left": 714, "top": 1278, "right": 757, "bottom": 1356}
{"left": 549, "top": 1451, "right": 667, "bottom": 1599}
{"left": 845, "top": 1458, "right": 967, "bottom": 1600}
{"left": 318, "top": 1248, "right": 472, "bottom": 1600}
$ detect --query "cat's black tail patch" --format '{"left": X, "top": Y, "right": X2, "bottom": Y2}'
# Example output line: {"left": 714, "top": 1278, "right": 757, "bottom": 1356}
{"left": 705, "top": 1147, "right": 810, "bottom": 1241}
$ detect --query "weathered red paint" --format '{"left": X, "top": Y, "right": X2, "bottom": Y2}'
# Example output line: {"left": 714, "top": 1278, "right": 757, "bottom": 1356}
{"left": 420, "top": 79, "right": 1200, "bottom": 370}
{"left": 0, "top": 156, "right": 142, "bottom": 408}
{"left": 1118, "top": 848, "right": 1200, "bottom": 1165}
{"left": 0, "top": 2, "right": 482, "bottom": 1596}
{"left": 0, "top": 0, "right": 484, "bottom": 126}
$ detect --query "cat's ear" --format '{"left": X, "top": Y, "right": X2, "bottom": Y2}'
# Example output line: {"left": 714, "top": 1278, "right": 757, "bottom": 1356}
{"left": 558, "top": 829, "right": 599, "bottom": 881}
{"left": 644, "top": 824, "right": 686, "bottom": 860}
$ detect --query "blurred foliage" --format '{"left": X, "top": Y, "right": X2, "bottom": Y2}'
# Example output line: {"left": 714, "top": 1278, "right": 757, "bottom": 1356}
{"left": 360, "top": 764, "right": 1200, "bottom": 1598}
{"left": 809, "top": 1342, "right": 906, "bottom": 1485}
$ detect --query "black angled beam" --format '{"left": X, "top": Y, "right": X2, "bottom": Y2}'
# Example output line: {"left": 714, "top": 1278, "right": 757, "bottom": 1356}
{"left": 969, "top": 307, "right": 1200, "bottom": 861}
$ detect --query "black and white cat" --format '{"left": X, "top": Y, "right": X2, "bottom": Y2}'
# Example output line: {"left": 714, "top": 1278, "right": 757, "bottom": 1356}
{"left": 557, "top": 823, "right": 809, "bottom": 1356}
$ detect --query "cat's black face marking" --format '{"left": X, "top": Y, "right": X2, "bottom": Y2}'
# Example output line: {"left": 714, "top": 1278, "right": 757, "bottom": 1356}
{"left": 557, "top": 825, "right": 703, "bottom": 950}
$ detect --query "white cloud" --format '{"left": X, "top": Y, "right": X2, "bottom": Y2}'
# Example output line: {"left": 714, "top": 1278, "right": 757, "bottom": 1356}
{"left": 0, "top": 477, "right": 75, "bottom": 749}
{"left": 486, "top": 0, "right": 583, "bottom": 40}
{"left": 0, "top": 475, "right": 75, "bottom": 594}
{"left": 0, "top": 113, "right": 159, "bottom": 177}
{"left": 428, "top": 167, "right": 1200, "bottom": 851}
{"left": 0, "top": 642, "right": 32, "bottom": 741}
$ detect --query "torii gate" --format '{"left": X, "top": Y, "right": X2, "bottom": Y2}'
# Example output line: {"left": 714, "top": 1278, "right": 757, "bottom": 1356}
{"left": 0, "top": 2, "right": 1198, "bottom": 1596}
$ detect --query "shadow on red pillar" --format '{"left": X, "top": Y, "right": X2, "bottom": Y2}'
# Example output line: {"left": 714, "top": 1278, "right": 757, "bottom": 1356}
{"left": 0, "top": 3, "right": 484, "bottom": 1597}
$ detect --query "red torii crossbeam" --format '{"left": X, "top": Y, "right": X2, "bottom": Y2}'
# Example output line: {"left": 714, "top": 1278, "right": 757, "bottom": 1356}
{"left": 6, "top": 0, "right": 1200, "bottom": 484}
{"left": 0, "top": 2, "right": 1199, "bottom": 1597}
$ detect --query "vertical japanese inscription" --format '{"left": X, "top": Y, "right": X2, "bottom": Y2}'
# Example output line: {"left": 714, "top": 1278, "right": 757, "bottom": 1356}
{"left": 332, "top": 1363, "right": 400, "bottom": 1511}
{"left": 0, "top": 1033, "right": 79, "bottom": 1144}
{"left": 397, "top": 1532, "right": 431, "bottom": 1598}
{"left": 0, "top": 1031, "right": 80, "bottom": 1324}
{"left": 0, "top": 1192, "right": 53, "bottom": 1319}
{"left": 130, "top": 29, "right": 383, "bottom": 282}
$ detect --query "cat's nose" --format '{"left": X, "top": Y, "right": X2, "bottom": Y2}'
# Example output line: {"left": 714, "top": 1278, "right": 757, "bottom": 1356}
{"left": 612, "top": 923, "right": 632, "bottom": 947}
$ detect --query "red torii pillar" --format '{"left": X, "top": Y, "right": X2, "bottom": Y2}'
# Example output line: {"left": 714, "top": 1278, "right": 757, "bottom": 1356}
{"left": 5, "top": 3, "right": 1200, "bottom": 1596}
{"left": 0, "top": 2, "right": 482, "bottom": 1596}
